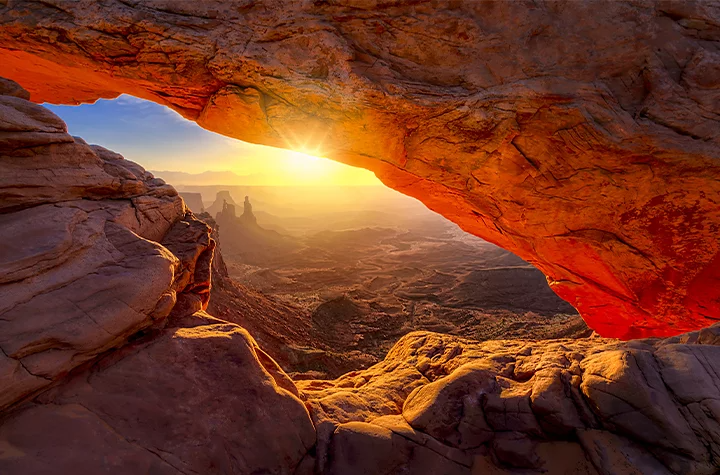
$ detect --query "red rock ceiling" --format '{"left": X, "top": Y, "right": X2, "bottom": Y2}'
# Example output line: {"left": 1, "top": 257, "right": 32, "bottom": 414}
{"left": 1, "top": 0, "right": 718, "bottom": 339}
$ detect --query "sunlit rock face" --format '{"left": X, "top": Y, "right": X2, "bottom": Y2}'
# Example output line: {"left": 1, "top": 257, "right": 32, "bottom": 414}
{"left": 0, "top": 0, "right": 718, "bottom": 338}
{"left": 0, "top": 78, "right": 214, "bottom": 412}
{"left": 300, "top": 325, "right": 720, "bottom": 474}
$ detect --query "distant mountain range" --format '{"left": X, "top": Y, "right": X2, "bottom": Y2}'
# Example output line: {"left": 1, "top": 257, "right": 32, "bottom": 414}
{"left": 151, "top": 169, "right": 384, "bottom": 188}
{"left": 151, "top": 170, "right": 263, "bottom": 186}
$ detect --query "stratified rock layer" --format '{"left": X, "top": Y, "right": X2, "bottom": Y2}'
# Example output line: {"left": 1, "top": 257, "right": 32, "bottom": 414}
{"left": 0, "top": 78, "right": 317, "bottom": 472}
{"left": 0, "top": 79, "right": 212, "bottom": 411}
{"left": 1, "top": 0, "right": 719, "bottom": 338}
{"left": 0, "top": 313, "right": 316, "bottom": 475}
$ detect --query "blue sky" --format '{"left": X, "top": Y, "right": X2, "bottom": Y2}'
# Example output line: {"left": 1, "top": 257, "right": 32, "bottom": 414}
{"left": 46, "top": 95, "right": 381, "bottom": 186}
{"left": 45, "top": 95, "right": 256, "bottom": 172}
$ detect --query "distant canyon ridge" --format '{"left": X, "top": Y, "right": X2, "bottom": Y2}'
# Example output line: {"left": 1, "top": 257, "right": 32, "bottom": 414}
{"left": 184, "top": 189, "right": 588, "bottom": 378}
{"left": 1, "top": 0, "right": 719, "bottom": 338}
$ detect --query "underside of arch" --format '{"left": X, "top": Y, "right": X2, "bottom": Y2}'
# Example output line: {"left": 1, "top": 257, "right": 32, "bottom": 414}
{"left": 1, "top": 0, "right": 719, "bottom": 338}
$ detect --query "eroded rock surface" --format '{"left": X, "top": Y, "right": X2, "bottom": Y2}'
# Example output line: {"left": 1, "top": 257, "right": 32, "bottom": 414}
{"left": 0, "top": 313, "right": 316, "bottom": 475}
{"left": 0, "top": 82, "right": 317, "bottom": 473}
{"left": 0, "top": 79, "right": 212, "bottom": 411}
{"left": 299, "top": 325, "right": 720, "bottom": 474}
{"left": 1, "top": 0, "right": 719, "bottom": 337}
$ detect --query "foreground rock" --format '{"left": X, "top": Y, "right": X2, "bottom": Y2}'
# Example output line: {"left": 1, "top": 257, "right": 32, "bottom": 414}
{"left": 1, "top": 1, "right": 719, "bottom": 337}
{"left": 0, "top": 312, "right": 316, "bottom": 474}
{"left": 0, "top": 79, "right": 212, "bottom": 411}
{"left": 4, "top": 315, "right": 718, "bottom": 474}
{"left": 299, "top": 326, "right": 720, "bottom": 474}
{"left": 0, "top": 81, "right": 317, "bottom": 472}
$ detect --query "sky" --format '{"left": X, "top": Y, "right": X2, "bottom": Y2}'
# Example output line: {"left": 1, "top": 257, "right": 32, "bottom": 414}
{"left": 45, "top": 95, "right": 382, "bottom": 186}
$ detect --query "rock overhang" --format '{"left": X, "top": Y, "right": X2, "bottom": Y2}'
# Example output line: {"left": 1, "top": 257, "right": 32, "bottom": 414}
{"left": 0, "top": 0, "right": 718, "bottom": 338}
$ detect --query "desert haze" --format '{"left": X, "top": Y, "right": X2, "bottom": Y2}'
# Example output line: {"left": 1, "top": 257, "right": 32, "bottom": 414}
{"left": 158, "top": 180, "right": 588, "bottom": 377}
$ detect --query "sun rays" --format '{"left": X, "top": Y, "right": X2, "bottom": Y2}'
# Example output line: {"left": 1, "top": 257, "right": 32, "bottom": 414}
{"left": 46, "top": 96, "right": 381, "bottom": 187}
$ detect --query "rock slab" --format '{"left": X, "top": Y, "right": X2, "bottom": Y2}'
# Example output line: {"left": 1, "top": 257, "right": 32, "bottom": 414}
{"left": 0, "top": 79, "right": 212, "bottom": 411}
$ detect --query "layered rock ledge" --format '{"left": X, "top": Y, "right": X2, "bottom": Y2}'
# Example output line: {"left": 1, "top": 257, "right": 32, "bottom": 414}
{"left": 1, "top": 0, "right": 719, "bottom": 337}
{"left": 0, "top": 78, "right": 213, "bottom": 412}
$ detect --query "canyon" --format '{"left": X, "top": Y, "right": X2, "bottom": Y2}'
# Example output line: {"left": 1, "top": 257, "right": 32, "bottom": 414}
{"left": 1, "top": 0, "right": 720, "bottom": 473}
{"left": 201, "top": 191, "right": 588, "bottom": 379}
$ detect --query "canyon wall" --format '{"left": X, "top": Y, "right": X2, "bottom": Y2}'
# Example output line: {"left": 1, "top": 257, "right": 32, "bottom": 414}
{"left": 0, "top": 76, "right": 215, "bottom": 411}
{"left": 1, "top": 0, "right": 719, "bottom": 338}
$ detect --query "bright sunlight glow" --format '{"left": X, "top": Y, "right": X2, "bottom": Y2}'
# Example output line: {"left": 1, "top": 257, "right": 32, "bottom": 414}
{"left": 45, "top": 95, "right": 383, "bottom": 187}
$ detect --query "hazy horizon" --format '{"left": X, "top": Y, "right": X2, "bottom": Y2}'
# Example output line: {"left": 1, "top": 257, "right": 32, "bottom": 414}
{"left": 45, "top": 95, "right": 384, "bottom": 187}
{"left": 150, "top": 168, "right": 384, "bottom": 188}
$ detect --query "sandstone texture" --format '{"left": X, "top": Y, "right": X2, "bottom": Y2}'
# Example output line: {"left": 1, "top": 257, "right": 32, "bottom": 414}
{"left": 0, "top": 312, "right": 316, "bottom": 475}
{"left": 1, "top": 80, "right": 720, "bottom": 473}
{"left": 1, "top": 0, "right": 719, "bottom": 337}
{"left": 299, "top": 324, "right": 720, "bottom": 475}
{"left": 0, "top": 81, "right": 318, "bottom": 473}
{"left": 0, "top": 78, "right": 212, "bottom": 411}
{"left": 7, "top": 311, "right": 718, "bottom": 474}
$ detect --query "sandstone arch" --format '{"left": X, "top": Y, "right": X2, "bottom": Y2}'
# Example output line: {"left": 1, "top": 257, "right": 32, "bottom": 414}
{"left": 1, "top": 0, "right": 718, "bottom": 338}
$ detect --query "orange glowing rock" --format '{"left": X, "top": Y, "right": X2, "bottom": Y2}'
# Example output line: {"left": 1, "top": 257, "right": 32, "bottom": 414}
{"left": 1, "top": 0, "right": 718, "bottom": 338}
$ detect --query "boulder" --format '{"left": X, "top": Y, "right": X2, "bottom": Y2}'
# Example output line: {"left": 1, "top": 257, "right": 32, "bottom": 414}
{"left": 0, "top": 314, "right": 316, "bottom": 474}
{"left": 327, "top": 421, "right": 470, "bottom": 475}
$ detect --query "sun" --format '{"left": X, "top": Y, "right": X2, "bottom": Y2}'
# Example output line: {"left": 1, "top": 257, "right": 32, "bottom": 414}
{"left": 226, "top": 141, "right": 383, "bottom": 187}
{"left": 282, "top": 150, "right": 337, "bottom": 181}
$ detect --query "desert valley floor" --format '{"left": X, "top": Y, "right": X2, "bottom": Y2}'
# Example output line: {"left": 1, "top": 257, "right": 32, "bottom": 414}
{"left": 178, "top": 187, "right": 590, "bottom": 378}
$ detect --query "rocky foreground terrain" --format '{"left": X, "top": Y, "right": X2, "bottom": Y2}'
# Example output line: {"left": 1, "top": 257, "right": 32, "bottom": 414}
{"left": 2, "top": 79, "right": 720, "bottom": 474}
